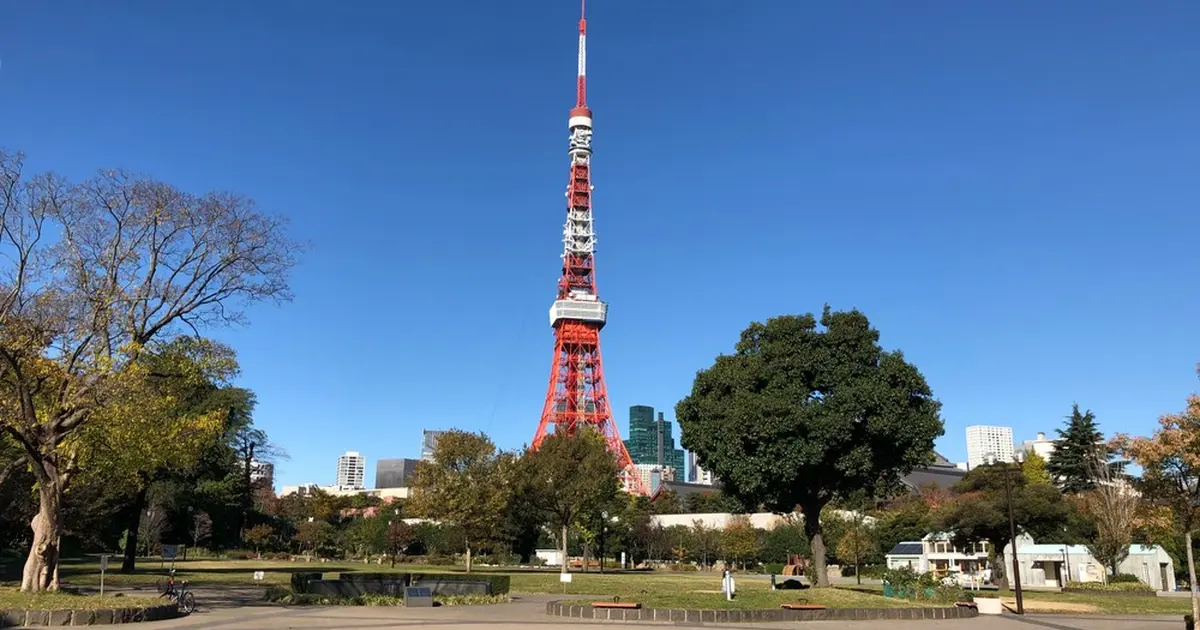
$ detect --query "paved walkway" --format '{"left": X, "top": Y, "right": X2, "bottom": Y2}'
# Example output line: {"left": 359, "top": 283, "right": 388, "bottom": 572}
{"left": 80, "top": 587, "right": 1183, "bottom": 630}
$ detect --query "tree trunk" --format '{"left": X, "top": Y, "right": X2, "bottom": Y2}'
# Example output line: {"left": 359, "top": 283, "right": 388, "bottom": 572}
{"left": 801, "top": 503, "right": 829, "bottom": 587}
{"left": 561, "top": 523, "right": 569, "bottom": 579}
{"left": 21, "top": 476, "right": 64, "bottom": 592}
{"left": 1186, "top": 530, "right": 1198, "bottom": 624}
{"left": 465, "top": 544, "right": 472, "bottom": 573}
{"left": 121, "top": 485, "right": 150, "bottom": 573}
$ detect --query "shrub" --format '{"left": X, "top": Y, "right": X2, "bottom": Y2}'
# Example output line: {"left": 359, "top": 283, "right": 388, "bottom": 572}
{"left": 1109, "top": 573, "right": 1142, "bottom": 584}
{"left": 858, "top": 565, "right": 886, "bottom": 580}
{"left": 291, "top": 572, "right": 324, "bottom": 594}
{"left": 669, "top": 563, "right": 698, "bottom": 571}
{"left": 1065, "top": 580, "right": 1154, "bottom": 593}
{"left": 263, "top": 586, "right": 291, "bottom": 602}
{"left": 436, "top": 594, "right": 509, "bottom": 606}
{"left": 762, "top": 563, "right": 785, "bottom": 575}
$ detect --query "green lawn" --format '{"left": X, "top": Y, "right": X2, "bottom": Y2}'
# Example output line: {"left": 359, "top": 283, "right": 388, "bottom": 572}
{"left": 4, "top": 558, "right": 1192, "bottom": 616}
{"left": 0, "top": 588, "right": 157, "bottom": 611}
{"left": 511, "top": 572, "right": 927, "bottom": 610}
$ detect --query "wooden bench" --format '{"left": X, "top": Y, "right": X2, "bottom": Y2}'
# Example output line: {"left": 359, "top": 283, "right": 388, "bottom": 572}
{"left": 592, "top": 602, "right": 642, "bottom": 609}
{"left": 781, "top": 604, "right": 827, "bottom": 610}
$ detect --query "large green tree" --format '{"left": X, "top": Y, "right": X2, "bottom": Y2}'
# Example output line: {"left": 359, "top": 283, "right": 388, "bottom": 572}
{"left": 408, "top": 431, "right": 513, "bottom": 572}
{"left": 1047, "top": 404, "right": 1105, "bottom": 494}
{"left": 676, "top": 308, "right": 943, "bottom": 586}
{"left": 0, "top": 149, "right": 298, "bottom": 591}
{"left": 936, "top": 463, "right": 1069, "bottom": 584}
{"left": 518, "top": 429, "right": 622, "bottom": 578}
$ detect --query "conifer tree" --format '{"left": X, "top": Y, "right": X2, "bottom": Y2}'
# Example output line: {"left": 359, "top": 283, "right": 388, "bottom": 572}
{"left": 1047, "top": 404, "right": 1104, "bottom": 494}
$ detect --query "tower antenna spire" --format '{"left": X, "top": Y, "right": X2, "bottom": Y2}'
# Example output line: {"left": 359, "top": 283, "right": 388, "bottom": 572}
{"left": 575, "top": 0, "right": 588, "bottom": 110}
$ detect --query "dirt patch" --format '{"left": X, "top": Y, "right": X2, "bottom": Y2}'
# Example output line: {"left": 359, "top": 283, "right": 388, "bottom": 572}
{"left": 1003, "top": 598, "right": 1099, "bottom": 613}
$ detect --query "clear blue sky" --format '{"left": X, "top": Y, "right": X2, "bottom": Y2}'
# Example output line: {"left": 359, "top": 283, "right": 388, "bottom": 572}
{"left": 3, "top": 1, "right": 1198, "bottom": 489}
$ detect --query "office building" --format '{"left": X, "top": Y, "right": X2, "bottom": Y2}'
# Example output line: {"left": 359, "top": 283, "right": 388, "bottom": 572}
{"left": 375, "top": 458, "right": 420, "bottom": 489}
{"left": 422, "top": 430, "right": 447, "bottom": 461}
{"left": 1017, "top": 432, "right": 1058, "bottom": 461}
{"left": 249, "top": 460, "right": 274, "bottom": 486}
{"left": 965, "top": 425, "right": 1015, "bottom": 469}
{"left": 336, "top": 451, "right": 366, "bottom": 490}
{"left": 687, "top": 451, "right": 714, "bottom": 485}
{"left": 633, "top": 464, "right": 676, "bottom": 496}
{"left": 623, "top": 406, "right": 685, "bottom": 475}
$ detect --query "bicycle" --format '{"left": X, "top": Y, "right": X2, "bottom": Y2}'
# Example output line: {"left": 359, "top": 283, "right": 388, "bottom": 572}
{"left": 157, "top": 569, "right": 196, "bottom": 615}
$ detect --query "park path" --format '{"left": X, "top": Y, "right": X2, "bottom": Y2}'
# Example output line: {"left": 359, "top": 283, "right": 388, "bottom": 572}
{"left": 65, "top": 587, "right": 1182, "bottom": 630}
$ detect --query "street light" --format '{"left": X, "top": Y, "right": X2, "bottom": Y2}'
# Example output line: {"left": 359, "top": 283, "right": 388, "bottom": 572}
{"left": 984, "top": 452, "right": 1024, "bottom": 615}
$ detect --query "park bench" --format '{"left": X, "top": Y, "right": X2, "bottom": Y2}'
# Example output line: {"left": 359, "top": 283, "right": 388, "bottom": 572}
{"left": 592, "top": 602, "right": 642, "bottom": 609}
{"left": 780, "top": 603, "right": 827, "bottom": 610}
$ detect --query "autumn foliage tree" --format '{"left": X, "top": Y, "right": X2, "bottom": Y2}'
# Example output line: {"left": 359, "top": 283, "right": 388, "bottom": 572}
{"left": 677, "top": 308, "right": 943, "bottom": 586}
{"left": 1117, "top": 384, "right": 1200, "bottom": 623}
{"left": 0, "top": 150, "right": 299, "bottom": 591}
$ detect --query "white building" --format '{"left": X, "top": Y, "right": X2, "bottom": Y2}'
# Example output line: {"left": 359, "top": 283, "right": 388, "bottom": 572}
{"left": 422, "top": 430, "right": 446, "bottom": 462}
{"left": 633, "top": 464, "right": 676, "bottom": 494}
{"left": 884, "top": 533, "right": 991, "bottom": 581}
{"left": 1017, "top": 432, "right": 1058, "bottom": 461}
{"left": 686, "top": 452, "right": 715, "bottom": 485}
{"left": 652, "top": 510, "right": 875, "bottom": 532}
{"left": 966, "top": 425, "right": 1015, "bottom": 469}
{"left": 279, "top": 484, "right": 411, "bottom": 500}
{"left": 1002, "top": 535, "right": 1175, "bottom": 591}
{"left": 885, "top": 533, "right": 1177, "bottom": 592}
{"left": 249, "top": 460, "right": 274, "bottom": 485}
{"left": 336, "top": 451, "right": 366, "bottom": 490}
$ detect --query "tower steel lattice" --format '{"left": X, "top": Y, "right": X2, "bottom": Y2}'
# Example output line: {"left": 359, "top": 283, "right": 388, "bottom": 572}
{"left": 532, "top": 1, "right": 649, "bottom": 496}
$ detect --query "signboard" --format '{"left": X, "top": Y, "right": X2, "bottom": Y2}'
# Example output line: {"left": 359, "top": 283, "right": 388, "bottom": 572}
{"left": 559, "top": 572, "right": 573, "bottom": 583}
{"left": 161, "top": 544, "right": 180, "bottom": 560}
{"left": 99, "top": 554, "right": 111, "bottom": 596}
{"left": 403, "top": 586, "right": 433, "bottom": 608}
{"left": 253, "top": 571, "right": 265, "bottom": 581}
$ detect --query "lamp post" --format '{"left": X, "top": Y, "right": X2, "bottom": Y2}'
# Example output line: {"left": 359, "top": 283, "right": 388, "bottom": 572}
{"left": 985, "top": 452, "right": 1024, "bottom": 615}
{"left": 600, "top": 511, "right": 608, "bottom": 574}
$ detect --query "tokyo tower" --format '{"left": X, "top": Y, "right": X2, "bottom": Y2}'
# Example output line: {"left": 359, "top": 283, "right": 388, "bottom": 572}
{"left": 532, "top": 1, "right": 649, "bottom": 496}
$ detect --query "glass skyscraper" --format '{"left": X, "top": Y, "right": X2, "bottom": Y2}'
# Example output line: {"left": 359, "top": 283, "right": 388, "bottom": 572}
{"left": 623, "top": 405, "right": 685, "bottom": 474}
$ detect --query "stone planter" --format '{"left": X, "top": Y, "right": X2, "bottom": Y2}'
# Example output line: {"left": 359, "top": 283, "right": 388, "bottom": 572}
{"left": 0, "top": 603, "right": 178, "bottom": 627}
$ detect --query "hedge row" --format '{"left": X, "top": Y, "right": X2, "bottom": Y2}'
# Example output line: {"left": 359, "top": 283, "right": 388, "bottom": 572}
{"left": 336, "top": 572, "right": 511, "bottom": 595}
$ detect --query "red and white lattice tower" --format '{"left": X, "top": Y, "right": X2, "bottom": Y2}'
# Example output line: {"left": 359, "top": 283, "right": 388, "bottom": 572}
{"left": 532, "top": 1, "right": 649, "bottom": 496}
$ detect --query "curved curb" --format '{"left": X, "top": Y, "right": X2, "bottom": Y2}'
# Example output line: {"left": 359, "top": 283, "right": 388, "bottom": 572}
{"left": 545, "top": 600, "right": 978, "bottom": 623}
{"left": 0, "top": 603, "right": 179, "bottom": 627}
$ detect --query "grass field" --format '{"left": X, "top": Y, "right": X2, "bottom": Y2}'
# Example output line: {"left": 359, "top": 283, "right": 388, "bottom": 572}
{"left": 2, "top": 558, "right": 1193, "bottom": 615}
{"left": 0, "top": 588, "right": 157, "bottom": 611}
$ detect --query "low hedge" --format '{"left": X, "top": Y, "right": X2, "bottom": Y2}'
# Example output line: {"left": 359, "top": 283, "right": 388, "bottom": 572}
{"left": 336, "top": 572, "right": 511, "bottom": 595}
{"left": 409, "top": 573, "right": 511, "bottom": 595}
{"left": 1063, "top": 580, "right": 1155, "bottom": 594}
